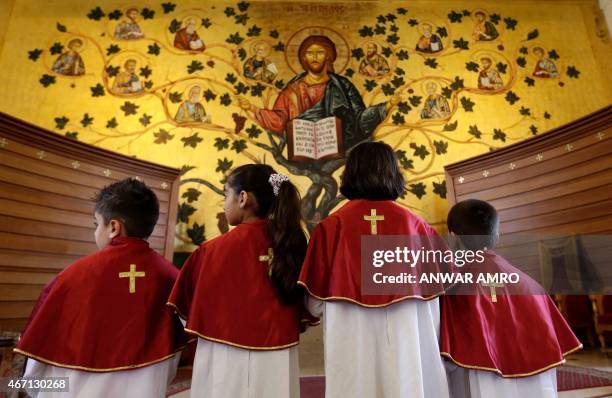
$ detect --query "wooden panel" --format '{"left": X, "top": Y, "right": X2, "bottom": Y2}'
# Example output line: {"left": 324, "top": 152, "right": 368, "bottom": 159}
{"left": 0, "top": 285, "right": 46, "bottom": 301}
{"left": 0, "top": 112, "right": 180, "bottom": 332}
{"left": 444, "top": 106, "right": 612, "bottom": 300}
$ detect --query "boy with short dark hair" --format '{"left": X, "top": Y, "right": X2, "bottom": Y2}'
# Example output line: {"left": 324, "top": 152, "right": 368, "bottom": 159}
{"left": 16, "top": 178, "right": 186, "bottom": 398}
{"left": 441, "top": 199, "right": 581, "bottom": 398}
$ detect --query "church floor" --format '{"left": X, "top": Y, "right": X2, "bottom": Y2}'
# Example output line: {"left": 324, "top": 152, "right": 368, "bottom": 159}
{"left": 169, "top": 330, "right": 612, "bottom": 397}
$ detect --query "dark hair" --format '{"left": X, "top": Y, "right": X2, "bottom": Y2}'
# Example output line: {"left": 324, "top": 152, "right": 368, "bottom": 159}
{"left": 447, "top": 199, "right": 499, "bottom": 250}
{"left": 94, "top": 178, "right": 160, "bottom": 239}
{"left": 340, "top": 141, "right": 405, "bottom": 200}
{"left": 298, "top": 35, "right": 337, "bottom": 73}
{"left": 227, "top": 164, "right": 307, "bottom": 304}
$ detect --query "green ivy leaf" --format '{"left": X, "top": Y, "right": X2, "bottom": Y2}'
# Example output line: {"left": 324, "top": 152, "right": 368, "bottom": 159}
{"left": 56, "top": 22, "right": 67, "bottom": 32}
{"left": 49, "top": 42, "right": 64, "bottom": 55}
{"left": 202, "top": 18, "right": 212, "bottom": 28}
{"left": 436, "top": 26, "right": 448, "bottom": 37}
{"left": 28, "top": 48, "right": 43, "bottom": 61}
{"left": 434, "top": 140, "right": 448, "bottom": 154}
{"left": 106, "top": 44, "right": 120, "bottom": 56}
{"left": 187, "top": 223, "right": 206, "bottom": 245}
{"left": 396, "top": 50, "right": 409, "bottom": 60}
{"left": 397, "top": 101, "right": 411, "bottom": 114}
{"left": 407, "top": 19, "right": 418, "bottom": 27}
{"left": 382, "top": 84, "right": 395, "bottom": 96}
{"left": 344, "top": 69, "right": 354, "bottom": 78}
{"left": 397, "top": 8, "right": 407, "bottom": 15}
{"left": 411, "top": 143, "right": 430, "bottom": 159}
{"left": 139, "top": 66, "right": 152, "bottom": 78}
{"left": 269, "top": 29, "right": 279, "bottom": 38}
{"left": 359, "top": 25, "right": 374, "bottom": 37}
{"left": 450, "top": 77, "right": 464, "bottom": 91}
{"left": 180, "top": 165, "right": 196, "bottom": 175}
{"left": 216, "top": 157, "right": 234, "bottom": 173}
{"left": 39, "top": 74, "right": 56, "bottom": 87}
{"left": 234, "top": 14, "right": 249, "bottom": 25}
{"left": 544, "top": 111, "right": 551, "bottom": 119}
{"left": 548, "top": 50, "right": 559, "bottom": 60}
{"left": 432, "top": 181, "right": 447, "bottom": 198}
{"left": 387, "top": 33, "right": 400, "bottom": 45}
{"left": 448, "top": 11, "right": 463, "bottom": 23}
{"left": 220, "top": 93, "right": 232, "bottom": 106}
{"left": 182, "top": 133, "right": 203, "bottom": 148}
{"left": 516, "top": 56, "right": 526, "bottom": 68}
{"left": 408, "top": 95, "right": 422, "bottom": 107}
{"left": 351, "top": 48, "right": 365, "bottom": 60}
{"left": 566, "top": 66, "right": 580, "bottom": 78}
{"left": 424, "top": 58, "right": 438, "bottom": 69}
{"left": 519, "top": 106, "right": 531, "bottom": 116}
{"left": 505, "top": 91, "right": 520, "bottom": 105}
{"left": 247, "top": 25, "right": 261, "bottom": 37}
{"left": 187, "top": 60, "right": 204, "bottom": 74}
{"left": 504, "top": 17, "right": 518, "bottom": 30}
{"left": 65, "top": 132, "right": 78, "bottom": 140}
{"left": 169, "top": 92, "right": 183, "bottom": 103}
{"left": 392, "top": 113, "right": 405, "bottom": 125}
{"left": 443, "top": 120, "right": 458, "bottom": 131}
{"left": 468, "top": 125, "right": 482, "bottom": 138}
{"left": 214, "top": 137, "right": 230, "bottom": 150}
{"left": 80, "top": 113, "right": 94, "bottom": 127}
{"left": 235, "top": 82, "right": 250, "bottom": 94}
{"left": 409, "top": 183, "right": 427, "bottom": 199}
{"left": 272, "top": 42, "right": 284, "bottom": 52}
{"left": 106, "top": 65, "right": 120, "bottom": 77}
{"left": 231, "top": 139, "right": 247, "bottom": 153}
{"left": 162, "top": 2, "right": 176, "bottom": 13}
{"left": 391, "top": 75, "right": 405, "bottom": 88}
{"left": 460, "top": 97, "right": 475, "bottom": 112}
{"left": 453, "top": 38, "right": 469, "bottom": 50}
{"left": 177, "top": 203, "right": 196, "bottom": 223}
{"left": 237, "top": 1, "right": 250, "bottom": 12}
{"left": 87, "top": 7, "right": 105, "bottom": 20}
{"left": 226, "top": 32, "right": 244, "bottom": 45}
{"left": 182, "top": 189, "right": 202, "bottom": 204}
{"left": 530, "top": 125, "right": 538, "bottom": 135}
{"left": 203, "top": 89, "right": 216, "bottom": 102}
{"left": 90, "top": 84, "right": 105, "bottom": 97}
{"left": 154, "top": 129, "right": 174, "bottom": 144}
{"left": 493, "top": 128, "right": 507, "bottom": 142}
{"left": 224, "top": 7, "right": 235, "bottom": 17}
{"left": 148, "top": 43, "right": 161, "bottom": 56}
{"left": 141, "top": 8, "right": 155, "bottom": 19}
{"left": 169, "top": 19, "right": 181, "bottom": 33}
{"left": 246, "top": 125, "right": 262, "bottom": 138}
{"left": 465, "top": 62, "right": 479, "bottom": 72}
{"left": 364, "top": 80, "right": 377, "bottom": 92}
{"left": 139, "top": 114, "right": 152, "bottom": 126}
{"left": 490, "top": 14, "right": 501, "bottom": 24}
{"left": 120, "top": 101, "right": 139, "bottom": 116}
{"left": 251, "top": 83, "right": 265, "bottom": 97}
{"left": 106, "top": 117, "right": 118, "bottom": 129}
{"left": 108, "top": 10, "right": 122, "bottom": 20}
{"left": 55, "top": 116, "right": 69, "bottom": 129}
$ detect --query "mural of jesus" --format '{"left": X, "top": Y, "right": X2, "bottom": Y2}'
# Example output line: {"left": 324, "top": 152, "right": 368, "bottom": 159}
{"left": 238, "top": 35, "right": 400, "bottom": 155}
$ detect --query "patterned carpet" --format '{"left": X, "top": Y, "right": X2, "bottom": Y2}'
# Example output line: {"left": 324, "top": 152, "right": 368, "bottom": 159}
{"left": 167, "top": 364, "right": 612, "bottom": 396}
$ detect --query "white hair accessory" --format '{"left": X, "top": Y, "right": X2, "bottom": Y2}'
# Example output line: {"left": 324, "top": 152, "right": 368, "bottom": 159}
{"left": 268, "top": 173, "right": 289, "bottom": 196}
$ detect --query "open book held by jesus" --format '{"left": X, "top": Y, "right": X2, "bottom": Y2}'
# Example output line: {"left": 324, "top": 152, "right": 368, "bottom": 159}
{"left": 287, "top": 116, "right": 343, "bottom": 162}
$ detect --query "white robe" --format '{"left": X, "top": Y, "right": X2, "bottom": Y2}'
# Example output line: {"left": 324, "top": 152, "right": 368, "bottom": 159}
{"left": 308, "top": 297, "right": 449, "bottom": 398}
{"left": 445, "top": 363, "right": 558, "bottom": 398}
{"left": 189, "top": 337, "right": 300, "bottom": 398}
{"left": 23, "top": 354, "right": 180, "bottom": 398}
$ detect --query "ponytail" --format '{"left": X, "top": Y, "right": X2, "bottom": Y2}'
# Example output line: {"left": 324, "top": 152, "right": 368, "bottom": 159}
{"left": 226, "top": 164, "right": 307, "bottom": 304}
{"left": 266, "top": 180, "right": 307, "bottom": 305}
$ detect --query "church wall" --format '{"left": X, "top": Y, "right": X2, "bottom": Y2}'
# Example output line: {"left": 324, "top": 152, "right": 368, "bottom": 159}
{"left": 0, "top": 0, "right": 610, "bottom": 252}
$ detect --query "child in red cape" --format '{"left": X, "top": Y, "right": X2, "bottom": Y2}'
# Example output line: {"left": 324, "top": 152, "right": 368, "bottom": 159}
{"left": 15, "top": 178, "right": 187, "bottom": 398}
{"left": 299, "top": 142, "right": 452, "bottom": 398}
{"left": 441, "top": 199, "right": 582, "bottom": 397}
{"left": 168, "top": 164, "right": 317, "bottom": 398}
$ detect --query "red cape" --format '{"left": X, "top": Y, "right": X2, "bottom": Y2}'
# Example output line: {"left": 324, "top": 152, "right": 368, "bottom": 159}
{"left": 298, "top": 200, "right": 452, "bottom": 306}
{"left": 15, "top": 237, "right": 187, "bottom": 372}
{"left": 168, "top": 219, "right": 317, "bottom": 350}
{"left": 440, "top": 251, "right": 582, "bottom": 378}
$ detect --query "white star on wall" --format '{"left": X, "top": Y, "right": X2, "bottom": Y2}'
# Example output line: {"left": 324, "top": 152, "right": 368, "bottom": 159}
{"left": 458, "top": 176, "right": 465, "bottom": 184}
{"left": 482, "top": 170, "right": 490, "bottom": 177}
{"left": 536, "top": 153, "right": 544, "bottom": 161}
{"left": 103, "top": 169, "right": 112, "bottom": 177}
{"left": 596, "top": 132, "right": 605, "bottom": 141}
{"left": 509, "top": 163, "right": 517, "bottom": 170}
{"left": 161, "top": 182, "right": 169, "bottom": 189}
{"left": 71, "top": 161, "right": 80, "bottom": 169}
{"left": 0, "top": 138, "right": 7, "bottom": 148}
{"left": 565, "top": 144, "right": 573, "bottom": 152}
{"left": 36, "top": 150, "right": 46, "bottom": 159}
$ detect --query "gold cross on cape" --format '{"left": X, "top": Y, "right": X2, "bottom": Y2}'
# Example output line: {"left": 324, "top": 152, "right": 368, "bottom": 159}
{"left": 118, "top": 264, "right": 145, "bottom": 294}
{"left": 481, "top": 282, "right": 504, "bottom": 303}
{"left": 259, "top": 248, "right": 274, "bottom": 277}
{"left": 363, "top": 209, "right": 384, "bottom": 235}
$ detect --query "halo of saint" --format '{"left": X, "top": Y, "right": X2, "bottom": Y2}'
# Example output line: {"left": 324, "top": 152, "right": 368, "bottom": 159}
{"left": 528, "top": 44, "right": 560, "bottom": 79}
{"left": 106, "top": 51, "right": 150, "bottom": 97}
{"left": 357, "top": 40, "right": 393, "bottom": 78}
{"left": 164, "top": 11, "right": 207, "bottom": 53}
{"left": 111, "top": 6, "right": 145, "bottom": 41}
{"left": 169, "top": 82, "right": 212, "bottom": 125}
{"left": 471, "top": 9, "right": 502, "bottom": 42}
{"left": 284, "top": 26, "right": 350, "bottom": 75}
{"left": 470, "top": 50, "right": 506, "bottom": 91}
{"left": 415, "top": 20, "right": 446, "bottom": 55}
{"left": 49, "top": 36, "right": 88, "bottom": 77}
